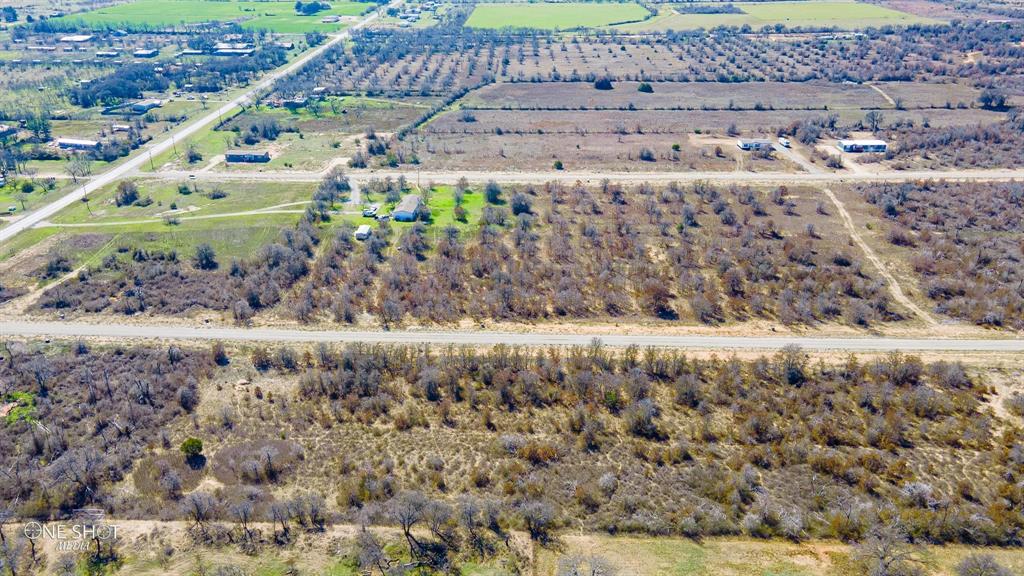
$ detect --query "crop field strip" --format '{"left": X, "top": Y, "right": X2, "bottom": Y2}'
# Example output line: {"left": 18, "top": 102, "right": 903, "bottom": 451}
{"left": 465, "top": 1, "right": 652, "bottom": 30}
{"left": 55, "top": 0, "right": 376, "bottom": 33}
{"left": 625, "top": 0, "right": 941, "bottom": 32}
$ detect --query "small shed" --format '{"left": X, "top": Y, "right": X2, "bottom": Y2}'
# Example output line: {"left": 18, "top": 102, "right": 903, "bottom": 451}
{"left": 393, "top": 195, "right": 422, "bottom": 222}
{"left": 355, "top": 225, "right": 372, "bottom": 240}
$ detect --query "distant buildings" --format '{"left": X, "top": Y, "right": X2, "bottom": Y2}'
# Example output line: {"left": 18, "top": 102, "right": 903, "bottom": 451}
{"left": 836, "top": 139, "right": 888, "bottom": 153}
{"left": 130, "top": 99, "right": 163, "bottom": 114}
{"left": 393, "top": 195, "right": 422, "bottom": 222}
{"left": 133, "top": 48, "right": 159, "bottom": 58}
{"left": 59, "top": 34, "right": 94, "bottom": 43}
{"left": 56, "top": 138, "right": 100, "bottom": 151}
{"left": 736, "top": 138, "right": 772, "bottom": 151}
{"left": 213, "top": 42, "right": 255, "bottom": 56}
{"left": 225, "top": 150, "right": 271, "bottom": 163}
{"left": 95, "top": 50, "right": 119, "bottom": 58}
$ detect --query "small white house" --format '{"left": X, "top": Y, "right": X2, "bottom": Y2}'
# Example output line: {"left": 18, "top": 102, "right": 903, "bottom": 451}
{"left": 393, "top": 195, "right": 422, "bottom": 222}
{"left": 737, "top": 138, "right": 772, "bottom": 151}
{"left": 354, "top": 224, "right": 373, "bottom": 241}
{"left": 836, "top": 139, "right": 888, "bottom": 153}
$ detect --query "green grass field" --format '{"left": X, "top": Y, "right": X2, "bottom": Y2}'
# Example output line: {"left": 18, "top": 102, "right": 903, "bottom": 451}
{"left": 57, "top": 0, "right": 375, "bottom": 33}
{"left": 619, "top": 1, "right": 938, "bottom": 31}
{"left": 465, "top": 1, "right": 650, "bottom": 29}
{"left": 51, "top": 180, "right": 314, "bottom": 226}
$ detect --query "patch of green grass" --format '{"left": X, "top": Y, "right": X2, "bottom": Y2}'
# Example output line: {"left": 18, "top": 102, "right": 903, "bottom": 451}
{"left": 322, "top": 558, "right": 359, "bottom": 576}
{"left": 0, "top": 180, "right": 61, "bottom": 214}
{"left": 466, "top": 1, "right": 650, "bottom": 30}
{"left": 3, "top": 391, "right": 37, "bottom": 426}
{"left": 423, "top": 185, "right": 486, "bottom": 230}
{"left": 0, "top": 227, "right": 59, "bottom": 263}
{"left": 52, "top": 180, "right": 314, "bottom": 225}
{"left": 96, "top": 218, "right": 301, "bottom": 260}
{"left": 623, "top": 1, "right": 938, "bottom": 31}
{"left": 56, "top": 0, "right": 375, "bottom": 33}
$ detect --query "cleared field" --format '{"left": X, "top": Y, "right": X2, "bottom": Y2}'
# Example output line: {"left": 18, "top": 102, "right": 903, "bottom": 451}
{"left": 50, "top": 180, "right": 314, "bottom": 226}
{"left": 145, "top": 97, "right": 430, "bottom": 173}
{"left": 622, "top": 0, "right": 939, "bottom": 31}
{"left": 465, "top": 1, "right": 650, "bottom": 30}
{"left": 537, "top": 535, "right": 1024, "bottom": 576}
{"left": 464, "top": 81, "right": 981, "bottom": 111}
{"left": 57, "top": 0, "right": 375, "bottom": 33}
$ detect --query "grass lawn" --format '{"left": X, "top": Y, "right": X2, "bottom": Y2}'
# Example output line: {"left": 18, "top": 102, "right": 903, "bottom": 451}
{"left": 57, "top": 0, "right": 375, "bottom": 33}
{"left": 51, "top": 180, "right": 315, "bottom": 225}
{"left": 364, "top": 184, "right": 487, "bottom": 235}
{"left": 58, "top": 217, "right": 303, "bottom": 265}
{"left": 620, "top": 1, "right": 939, "bottom": 31}
{"left": 0, "top": 180, "right": 65, "bottom": 215}
{"left": 466, "top": 2, "right": 650, "bottom": 29}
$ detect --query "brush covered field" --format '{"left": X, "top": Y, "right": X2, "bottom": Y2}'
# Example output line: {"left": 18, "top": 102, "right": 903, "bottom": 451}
{"left": 1, "top": 340, "right": 1023, "bottom": 574}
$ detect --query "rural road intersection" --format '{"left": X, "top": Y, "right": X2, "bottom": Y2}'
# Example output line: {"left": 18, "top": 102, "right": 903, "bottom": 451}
{"left": 0, "top": 9, "right": 380, "bottom": 245}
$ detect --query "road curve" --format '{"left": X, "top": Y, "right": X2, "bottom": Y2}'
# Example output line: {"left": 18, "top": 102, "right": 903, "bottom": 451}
{"left": 2, "top": 320, "right": 1022, "bottom": 352}
{"left": 0, "top": 11, "right": 379, "bottom": 245}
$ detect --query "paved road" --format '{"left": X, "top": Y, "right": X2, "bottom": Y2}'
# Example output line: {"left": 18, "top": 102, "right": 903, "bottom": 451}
{"left": 2, "top": 320, "right": 1022, "bottom": 352}
{"left": 0, "top": 11, "right": 379, "bottom": 245}
{"left": 140, "top": 166, "right": 1024, "bottom": 186}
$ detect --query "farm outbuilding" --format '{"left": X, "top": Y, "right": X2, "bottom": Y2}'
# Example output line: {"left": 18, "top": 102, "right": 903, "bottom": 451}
{"left": 393, "top": 195, "right": 422, "bottom": 222}
{"left": 131, "top": 99, "right": 162, "bottom": 114}
{"left": 736, "top": 138, "right": 772, "bottom": 151}
{"left": 225, "top": 150, "right": 271, "bottom": 163}
{"left": 56, "top": 138, "right": 100, "bottom": 151}
{"left": 355, "top": 225, "right": 373, "bottom": 240}
{"left": 837, "top": 139, "right": 888, "bottom": 153}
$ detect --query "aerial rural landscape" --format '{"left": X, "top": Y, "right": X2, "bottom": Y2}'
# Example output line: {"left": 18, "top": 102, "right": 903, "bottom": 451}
{"left": 1, "top": 0, "right": 1024, "bottom": 574}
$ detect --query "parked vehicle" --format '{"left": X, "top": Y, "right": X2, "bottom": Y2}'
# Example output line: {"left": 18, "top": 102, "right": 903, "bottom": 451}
{"left": 778, "top": 137, "right": 792, "bottom": 148}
